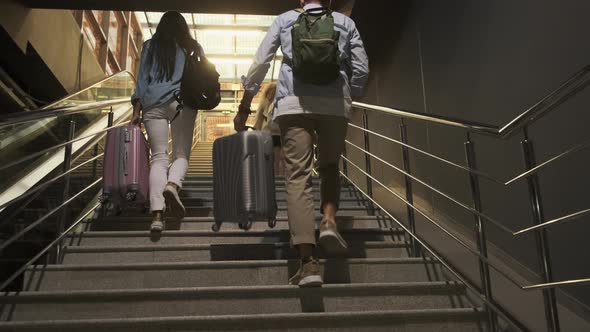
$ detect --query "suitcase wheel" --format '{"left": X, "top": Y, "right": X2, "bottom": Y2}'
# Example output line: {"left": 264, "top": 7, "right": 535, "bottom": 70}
{"left": 268, "top": 218, "right": 277, "bottom": 228}
{"left": 240, "top": 221, "right": 253, "bottom": 231}
{"left": 212, "top": 223, "right": 221, "bottom": 232}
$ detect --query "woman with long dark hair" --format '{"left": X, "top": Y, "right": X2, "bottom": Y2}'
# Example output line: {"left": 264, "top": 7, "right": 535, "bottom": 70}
{"left": 131, "top": 11, "right": 204, "bottom": 232}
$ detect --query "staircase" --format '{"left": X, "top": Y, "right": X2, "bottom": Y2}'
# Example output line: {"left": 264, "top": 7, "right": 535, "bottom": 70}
{"left": 0, "top": 141, "right": 488, "bottom": 331}
{"left": 189, "top": 141, "right": 214, "bottom": 176}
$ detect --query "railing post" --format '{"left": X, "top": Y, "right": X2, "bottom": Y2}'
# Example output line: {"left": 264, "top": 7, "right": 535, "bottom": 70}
{"left": 56, "top": 119, "right": 76, "bottom": 263}
{"left": 342, "top": 145, "right": 348, "bottom": 177}
{"left": 362, "top": 110, "right": 375, "bottom": 215}
{"left": 99, "top": 108, "right": 114, "bottom": 223}
{"left": 91, "top": 144, "right": 99, "bottom": 180}
{"left": 464, "top": 134, "right": 497, "bottom": 331}
{"left": 108, "top": 107, "right": 114, "bottom": 127}
{"left": 399, "top": 120, "right": 420, "bottom": 256}
{"left": 521, "top": 129, "right": 560, "bottom": 332}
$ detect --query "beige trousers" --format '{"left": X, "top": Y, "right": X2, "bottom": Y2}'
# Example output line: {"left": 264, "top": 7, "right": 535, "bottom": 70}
{"left": 276, "top": 114, "right": 348, "bottom": 246}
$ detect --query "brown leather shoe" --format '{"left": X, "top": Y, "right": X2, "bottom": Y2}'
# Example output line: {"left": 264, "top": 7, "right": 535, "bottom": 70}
{"left": 319, "top": 219, "right": 348, "bottom": 255}
{"left": 288, "top": 258, "right": 323, "bottom": 287}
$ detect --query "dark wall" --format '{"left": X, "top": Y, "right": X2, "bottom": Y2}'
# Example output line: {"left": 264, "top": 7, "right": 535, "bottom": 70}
{"left": 0, "top": 26, "right": 67, "bottom": 111}
{"left": 351, "top": 0, "right": 590, "bottom": 326}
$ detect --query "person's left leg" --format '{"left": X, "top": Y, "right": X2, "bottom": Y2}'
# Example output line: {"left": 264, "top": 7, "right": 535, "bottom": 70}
{"left": 143, "top": 117, "right": 170, "bottom": 232}
{"left": 277, "top": 115, "right": 322, "bottom": 287}
{"left": 165, "top": 104, "right": 197, "bottom": 220}
{"left": 313, "top": 115, "right": 349, "bottom": 254}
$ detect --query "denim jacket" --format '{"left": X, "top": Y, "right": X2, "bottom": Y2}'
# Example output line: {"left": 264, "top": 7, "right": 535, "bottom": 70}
{"left": 131, "top": 39, "right": 205, "bottom": 112}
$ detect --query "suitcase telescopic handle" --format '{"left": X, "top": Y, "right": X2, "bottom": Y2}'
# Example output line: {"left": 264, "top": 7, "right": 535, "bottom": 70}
{"left": 123, "top": 128, "right": 130, "bottom": 176}
{"left": 123, "top": 147, "right": 129, "bottom": 176}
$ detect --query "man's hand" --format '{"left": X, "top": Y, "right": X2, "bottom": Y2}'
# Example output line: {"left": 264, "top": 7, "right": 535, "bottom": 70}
{"left": 234, "top": 90, "right": 255, "bottom": 132}
{"left": 233, "top": 109, "right": 250, "bottom": 132}
{"left": 131, "top": 101, "right": 142, "bottom": 126}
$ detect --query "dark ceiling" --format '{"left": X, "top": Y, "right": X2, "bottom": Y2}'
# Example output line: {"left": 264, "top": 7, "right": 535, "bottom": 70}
{"left": 19, "top": 0, "right": 354, "bottom": 15}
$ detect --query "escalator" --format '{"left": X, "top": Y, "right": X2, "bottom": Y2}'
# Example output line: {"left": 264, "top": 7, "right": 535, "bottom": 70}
{"left": 0, "top": 71, "right": 136, "bottom": 290}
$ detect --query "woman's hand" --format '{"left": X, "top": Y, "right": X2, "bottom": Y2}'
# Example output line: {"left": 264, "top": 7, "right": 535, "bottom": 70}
{"left": 132, "top": 101, "right": 142, "bottom": 126}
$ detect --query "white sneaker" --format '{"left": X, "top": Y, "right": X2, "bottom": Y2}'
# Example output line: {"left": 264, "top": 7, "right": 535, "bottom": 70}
{"left": 163, "top": 184, "right": 185, "bottom": 221}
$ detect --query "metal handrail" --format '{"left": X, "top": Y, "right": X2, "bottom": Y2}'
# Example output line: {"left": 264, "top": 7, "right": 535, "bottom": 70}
{"left": 0, "top": 71, "right": 136, "bottom": 295}
{"left": 499, "top": 63, "right": 590, "bottom": 137}
{"left": 349, "top": 122, "right": 590, "bottom": 187}
{"left": 347, "top": 123, "right": 502, "bottom": 184}
{"left": 0, "top": 70, "right": 136, "bottom": 128}
{"left": 352, "top": 63, "right": 590, "bottom": 138}
{"left": 339, "top": 171, "right": 529, "bottom": 332}
{"left": 0, "top": 178, "right": 102, "bottom": 252}
{"left": 50, "top": 71, "right": 136, "bottom": 107}
{"left": 343, "top": 154, "right": 590, "bottom": 332}
{"left": 0, "top": 107, "right": 203, "bottom": 292}
{"left": 342, "top": 155, "right": 523, "bottom": 288}
{"left": 348, "top": 118, "right": 590, "bottom": 236}
{"left": 0, "top": 202, "right": 100, "bottom": 291}
{"left": 350, "top": 66, "right": 590, "bottom": 331}
{"left": 345, "top": 133, "right": 590, "bottom": 288}
{"left": 353, "top": 102, "right": 500, "bottom": 135}
{"left": 0, "top": 120, "right": 130, "bottom": 172}
{"left": 513, "top": 208, "right": 590, "bottom": 236}
{"left": 0, "top": 98, "right": 130, "bottom": 128}
{"left": 0, "top": 152, "right": 104, "bottom": 211}
{"left": 345, "top": 139, "right": 515, "bottom": 235}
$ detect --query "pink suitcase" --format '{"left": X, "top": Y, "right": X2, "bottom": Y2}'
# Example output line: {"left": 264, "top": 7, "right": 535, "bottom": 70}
{"left": 102, "top": 124, "right": 149, "bottom": 209}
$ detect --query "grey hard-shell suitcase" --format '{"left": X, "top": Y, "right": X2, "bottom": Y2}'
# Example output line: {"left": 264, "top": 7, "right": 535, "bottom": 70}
{"left": 212, "top": 130, "right": 278, "bottom": 231}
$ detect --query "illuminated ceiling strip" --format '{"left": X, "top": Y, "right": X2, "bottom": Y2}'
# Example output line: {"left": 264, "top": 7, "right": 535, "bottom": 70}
{"left": 140, "top": 22, "right": 268, "bottom": 32}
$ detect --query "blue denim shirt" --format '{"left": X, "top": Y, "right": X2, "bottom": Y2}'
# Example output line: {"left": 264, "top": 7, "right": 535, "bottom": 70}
{"left": 242, "top": 4, "right": 369, "bottom": 119}
{"left": 131, "top": 39, "right": 205, "bottom": 112}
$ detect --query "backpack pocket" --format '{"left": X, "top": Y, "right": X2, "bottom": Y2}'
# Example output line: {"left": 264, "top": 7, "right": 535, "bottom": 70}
{"left": 295, "top": 37, "right": 340, "bottom": 85}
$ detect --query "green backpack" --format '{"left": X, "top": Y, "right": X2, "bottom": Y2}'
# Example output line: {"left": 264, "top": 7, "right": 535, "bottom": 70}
{"left": 291, "top": 8, "right": 341, "bottom": 85}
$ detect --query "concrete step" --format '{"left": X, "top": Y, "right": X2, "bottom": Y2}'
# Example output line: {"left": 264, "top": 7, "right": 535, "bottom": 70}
{"left": 180, "top": 185, "right": 356, "bottom": 193}
{"left": 61, "top": 241, "right": 411, "bottom": 264}
{"left": 0, "top": 308, "right": 488, "bottom": 331}
{"left": 88, "top": 216, "right": 399, "bottom": 232}
{"left": 172, "top": 198, "right": 368, "bottom": 209}
{"left": 168, "top": 199, "right": 369, "bottom": 209}
{"left": 181, "top": 179, "right": 323, "bottom": 186}
{"left": 179, "top": 189, "right": 366, "bottom": 201}
{"left": 116, "top": 206, "right": 374, "bottom": 218}
{"left": 24, "top": 258, "right": 445, "bottom": 291}
{"left": 1, "top": 282, "right": 470, "bottom": 321}
{"left": 65, "top": 228, "right": 403, "bottom": 247}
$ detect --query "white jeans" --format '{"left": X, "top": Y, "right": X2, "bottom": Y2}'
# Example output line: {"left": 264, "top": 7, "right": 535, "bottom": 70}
{"left": 143, "top": 101, "right": 197, "bottom": 212}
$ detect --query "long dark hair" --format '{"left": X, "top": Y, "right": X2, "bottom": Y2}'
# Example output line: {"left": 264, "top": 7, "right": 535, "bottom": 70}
{"left": 146, "top": 11, "right": 196, "bottom": 83}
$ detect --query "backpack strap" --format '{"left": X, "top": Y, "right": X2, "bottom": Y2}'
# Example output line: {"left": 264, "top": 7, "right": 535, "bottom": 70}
{"left": 295, "top": 8, "right": 305, "bottom": 13}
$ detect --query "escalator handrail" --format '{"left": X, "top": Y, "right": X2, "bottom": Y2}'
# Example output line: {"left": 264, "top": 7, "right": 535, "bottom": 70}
{"left": 0, "top": 70, "right": 136, "bottom": 128}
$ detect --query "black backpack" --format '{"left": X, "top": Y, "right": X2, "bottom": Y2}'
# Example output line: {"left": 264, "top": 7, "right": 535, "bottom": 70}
{"left": 291, "top": 7, "right": 341, "bottom": 85}
{"left": 174, "top": 47, "right": 221, "bottom": 111}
